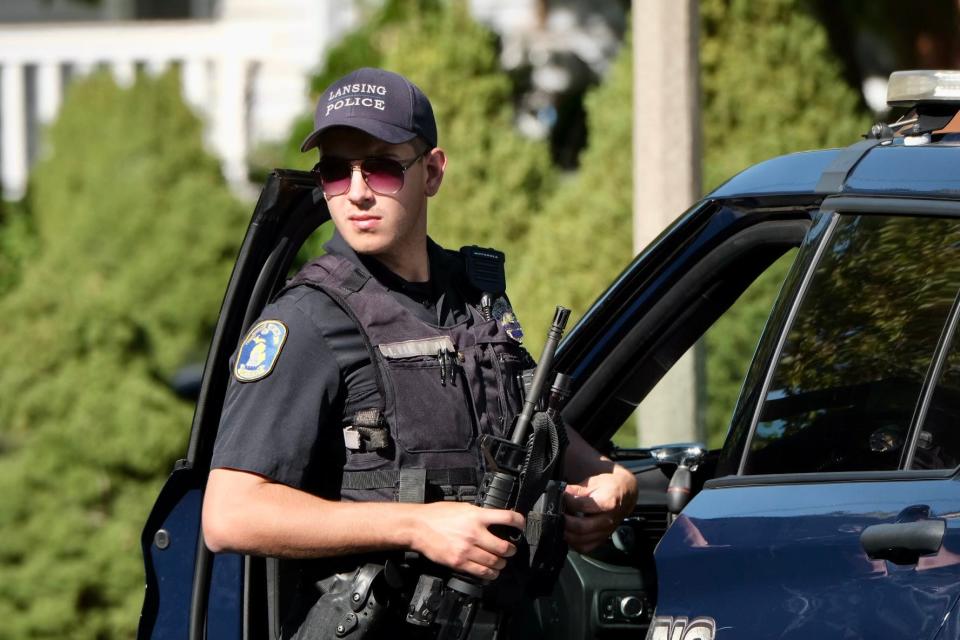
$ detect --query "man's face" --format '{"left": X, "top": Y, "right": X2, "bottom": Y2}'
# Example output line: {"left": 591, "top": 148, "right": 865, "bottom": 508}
{"left": 317, "top": 127, "right": 445, "bottom": 263}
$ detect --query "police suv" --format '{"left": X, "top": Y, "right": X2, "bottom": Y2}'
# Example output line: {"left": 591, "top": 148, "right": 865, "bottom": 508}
{"left": 139, "top": 70, "right": 960, "bottom": 639}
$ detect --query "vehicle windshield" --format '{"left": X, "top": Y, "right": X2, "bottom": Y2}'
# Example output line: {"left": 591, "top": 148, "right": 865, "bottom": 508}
{"left": 744, "top": 213, "right": 960, "bottom": 474}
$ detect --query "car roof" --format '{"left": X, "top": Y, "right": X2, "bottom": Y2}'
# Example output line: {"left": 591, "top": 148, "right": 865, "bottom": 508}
{"left": 708, "top": 135, "right": 960, "bottom": 201}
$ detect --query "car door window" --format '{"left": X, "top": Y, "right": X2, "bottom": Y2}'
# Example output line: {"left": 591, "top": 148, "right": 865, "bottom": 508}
{"left": 610, "top": 249, "right": 797, "bottom": 449}
{"left": 744, "top": 214, "right": 960, "bottom": 475}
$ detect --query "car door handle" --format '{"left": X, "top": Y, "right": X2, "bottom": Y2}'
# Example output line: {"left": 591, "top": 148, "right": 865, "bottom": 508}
{"left": 860, "top": 519, "right": 946, "bottom": 565}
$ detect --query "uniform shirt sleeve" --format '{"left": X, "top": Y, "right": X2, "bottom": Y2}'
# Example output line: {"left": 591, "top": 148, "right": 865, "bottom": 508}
{"left": 211, "top": 287, "right": 344, "bottom": 490}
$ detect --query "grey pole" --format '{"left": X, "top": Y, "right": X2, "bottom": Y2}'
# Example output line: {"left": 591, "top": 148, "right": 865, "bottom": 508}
{"left": 632, "top": 0, "right": 703, "bottom": 446}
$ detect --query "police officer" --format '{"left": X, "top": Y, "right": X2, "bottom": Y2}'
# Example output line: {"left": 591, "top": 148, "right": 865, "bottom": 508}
{"left": 202, "top": 67, "right": 638, "bottom": 638}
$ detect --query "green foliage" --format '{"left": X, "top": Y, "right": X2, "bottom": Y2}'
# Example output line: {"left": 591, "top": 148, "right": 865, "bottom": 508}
{"left": 700, "top": 0, "right": 871, "bottom": 445}
{"left": 703, "top": 251, "right": 794, "bottom": 447}
{"left": 511, "top": 31, "right": 635, "bottom": 355}
{"left": 0, "top": 199, "right": 36, "bottom": 298}
{"left": 700, "top": 0, "right": 870, "bottom": 191}
{"left": 376, "top": 3, "right": 555, "bottom": 258}
{"left": 0, "top": 70, "right": 245, "bottom": 639}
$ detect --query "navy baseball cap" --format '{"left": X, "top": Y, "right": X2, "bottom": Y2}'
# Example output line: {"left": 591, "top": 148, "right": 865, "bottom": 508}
{"left": 300, "top": 67, "right": 438, "bottom": 152}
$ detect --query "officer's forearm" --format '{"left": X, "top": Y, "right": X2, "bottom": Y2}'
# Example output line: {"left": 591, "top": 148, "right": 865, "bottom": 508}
{"left": 562, "top": 430, "right": 638, "bottom": 525}
{"left": 563, "top": 427, "right": 631, "bottom": 485}
{"left": 202, "top": 468, "right": 421, "bottom": 558}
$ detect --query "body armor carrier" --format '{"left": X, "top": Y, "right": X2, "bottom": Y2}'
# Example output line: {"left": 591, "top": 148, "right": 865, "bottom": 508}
{"left": 280, "top": 251, "right": 567, "bottom": 640}
{"left": 280, "top": 251, "right": 530, "bottom": 505}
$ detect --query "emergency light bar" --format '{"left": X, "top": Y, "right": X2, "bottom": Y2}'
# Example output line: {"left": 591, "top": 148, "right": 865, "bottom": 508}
{"left": 887, "top": 70, "right": 960, "bottom": 107}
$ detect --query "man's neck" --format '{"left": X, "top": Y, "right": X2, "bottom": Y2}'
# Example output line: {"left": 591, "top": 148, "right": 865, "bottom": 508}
{"left": 374, "top": 243, "right": 430, "bottom": 283}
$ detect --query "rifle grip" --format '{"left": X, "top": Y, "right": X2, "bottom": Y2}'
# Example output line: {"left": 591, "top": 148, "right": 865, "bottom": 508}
{"left": 489, "top": 523, "right": 523, "bottom": 544}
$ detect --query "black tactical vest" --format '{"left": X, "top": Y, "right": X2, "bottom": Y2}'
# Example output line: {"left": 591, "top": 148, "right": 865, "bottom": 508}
{"left": 282, "top": 251, "right": 530, "bottom": 504}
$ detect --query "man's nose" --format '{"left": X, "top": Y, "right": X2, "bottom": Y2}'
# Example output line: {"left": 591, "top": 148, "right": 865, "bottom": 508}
{"left": 346, "top": 164, "right": 374, "bottom": 206}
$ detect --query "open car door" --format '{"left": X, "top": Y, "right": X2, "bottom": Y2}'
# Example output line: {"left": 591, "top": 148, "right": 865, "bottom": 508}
{"left": 138, "top": 170, "right": 327, "bottom": 639}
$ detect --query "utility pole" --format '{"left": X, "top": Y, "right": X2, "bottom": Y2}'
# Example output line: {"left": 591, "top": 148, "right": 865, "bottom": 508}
{"left": 632, "top": 0, "right": 703, "bottom": 446}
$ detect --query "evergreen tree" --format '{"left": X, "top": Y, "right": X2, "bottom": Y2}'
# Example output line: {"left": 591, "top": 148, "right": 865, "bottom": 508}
{"left": 0, "top": 199, "right": 35, "bottom": 298}
{"left": 0, "top": 70, "right": 246, "bottom": 639}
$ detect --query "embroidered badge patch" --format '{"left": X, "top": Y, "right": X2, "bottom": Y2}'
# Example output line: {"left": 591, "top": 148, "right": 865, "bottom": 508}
{"left": 234, "top": 320, "right": 288, "bottom": 382}
{"left": 492, "top": 297, "right": 524, "bottom": 343}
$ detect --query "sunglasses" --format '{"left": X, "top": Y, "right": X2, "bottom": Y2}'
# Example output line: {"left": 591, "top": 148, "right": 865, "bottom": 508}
{"left": 312, "top": 154, "right": 425, "bottom": 196}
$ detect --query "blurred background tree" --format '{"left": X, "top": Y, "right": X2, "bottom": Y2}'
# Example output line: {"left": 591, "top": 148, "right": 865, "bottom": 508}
{"left": 0, "top": 70, "right": 245, "bottom": 639}
{"left": 0, "top": 199, "right": 35, "bottom": 297}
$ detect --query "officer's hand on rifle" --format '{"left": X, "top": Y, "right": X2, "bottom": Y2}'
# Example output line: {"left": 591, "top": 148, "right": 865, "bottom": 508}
{"left": 562, "top": 466, "right": 637, "bottom": 553}
{"left": 411, "top": 502, "right": 525, "bottom": 580}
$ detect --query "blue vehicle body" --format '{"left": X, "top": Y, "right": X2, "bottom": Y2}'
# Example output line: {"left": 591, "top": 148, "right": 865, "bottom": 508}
{"left": 139, "top": 108, "right": 960, "bottom": 636}
{"left": 648, "top": 136, "right": 960, "bottom": 639}
{"left": 656, "top": 481, "right": 960, "bottom": 639}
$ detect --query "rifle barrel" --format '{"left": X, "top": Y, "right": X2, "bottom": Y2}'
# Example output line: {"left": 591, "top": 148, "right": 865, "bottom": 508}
{"left": 511, "top": 306, "right": 570, "bottom": 445}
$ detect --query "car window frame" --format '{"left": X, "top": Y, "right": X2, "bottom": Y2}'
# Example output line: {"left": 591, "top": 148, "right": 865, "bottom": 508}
{"left": 560, "top": 200, "right": 814, "bottom": 444}
{"left": 719, "top": 195, "right": 960, "bottom": 486}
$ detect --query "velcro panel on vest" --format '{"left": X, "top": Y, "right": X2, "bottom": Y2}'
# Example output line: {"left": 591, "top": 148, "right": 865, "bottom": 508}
{"left": 341, "top": 468, "right": 482, "bottom": 503}
{"left": 343, "top": 408, "right": 391, "bottom": 452}
{"left": 398, "top": 468, "right": 427, "bottom": 503}
{"left": 378, "top": 336, "right": 456, "bottom": 359}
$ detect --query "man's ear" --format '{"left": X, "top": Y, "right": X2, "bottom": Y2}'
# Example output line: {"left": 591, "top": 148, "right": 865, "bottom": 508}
{"left": 423, "top": 148, "right": 447, "bottom": 197}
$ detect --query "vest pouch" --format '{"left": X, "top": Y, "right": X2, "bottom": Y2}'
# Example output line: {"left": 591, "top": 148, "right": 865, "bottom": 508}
{"left": 491, "top": 345, "right": 528, "bottom": 437}
{"left": 379, "top": 337, "right": 475, "bottom": 453}
{"left": 340, "top": 409, "right": 393, "bottom": 474}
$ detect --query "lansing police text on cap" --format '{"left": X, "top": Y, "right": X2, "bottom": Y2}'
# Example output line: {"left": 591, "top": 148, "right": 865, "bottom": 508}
{"left": 300, "top": 67, "right": 438, "bottom": 152}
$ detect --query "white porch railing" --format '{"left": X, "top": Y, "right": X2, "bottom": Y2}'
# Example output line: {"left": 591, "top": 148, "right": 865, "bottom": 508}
{"left": 0, "top": 6, "right": 354, "bottom": 200}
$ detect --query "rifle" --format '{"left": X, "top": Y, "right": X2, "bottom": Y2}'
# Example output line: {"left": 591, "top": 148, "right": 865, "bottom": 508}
{"left": 405, "top": 306, "right": 572, "bottom": 639}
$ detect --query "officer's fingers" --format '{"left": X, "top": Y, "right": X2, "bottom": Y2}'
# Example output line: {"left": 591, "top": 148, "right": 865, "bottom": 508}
{"left": 563, "top": 488, "right": 603, "bottom": 514}
{"left": 479, "top": 507, "right": 525, "bottom": 531}
{"left": 461, "top": 560, "right": 501, "bottom": 581}
{"left": 476, "top": 530, "right": 518, "bottom": 559}
{"left": 466, "top": 547, "right": 508, "bottom": 571}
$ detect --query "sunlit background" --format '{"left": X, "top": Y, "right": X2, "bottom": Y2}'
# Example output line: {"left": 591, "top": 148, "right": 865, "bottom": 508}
{"left": 0, "top": 1, "right": 958, "bottom": 637}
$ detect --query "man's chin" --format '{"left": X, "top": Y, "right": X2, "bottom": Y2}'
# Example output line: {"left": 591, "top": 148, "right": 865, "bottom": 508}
{"left": 344, "top": 233, "right": 389, "bottom": 256}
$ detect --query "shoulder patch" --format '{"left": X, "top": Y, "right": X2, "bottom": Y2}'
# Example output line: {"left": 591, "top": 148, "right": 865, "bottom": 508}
{"left": 492, "top": 297, "right": 524, "bottom": 343}
{"left": 234, "top": 320, "right": 288, "bottom": 382}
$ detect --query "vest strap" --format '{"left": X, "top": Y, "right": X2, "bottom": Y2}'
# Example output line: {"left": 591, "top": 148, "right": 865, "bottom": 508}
{"left": 341, "top": 267, "right": 371, "bottom": 292}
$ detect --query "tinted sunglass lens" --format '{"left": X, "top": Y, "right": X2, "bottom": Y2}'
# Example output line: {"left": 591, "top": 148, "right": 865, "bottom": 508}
{"left": 316, "top": 158, "right": 352, "bottom": 195}
{"left": 362, "top": 158, "right": 406, "bottom": 194}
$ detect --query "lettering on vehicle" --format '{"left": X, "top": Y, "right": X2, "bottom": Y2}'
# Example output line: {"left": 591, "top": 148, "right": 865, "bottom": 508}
{"left": 645, "top": 616, "right": 716, "bottom": 640}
